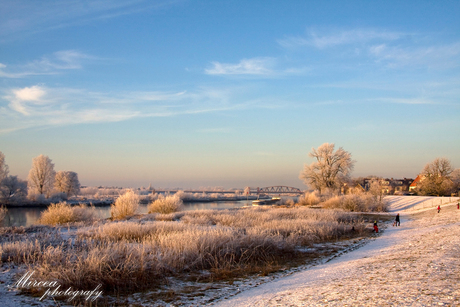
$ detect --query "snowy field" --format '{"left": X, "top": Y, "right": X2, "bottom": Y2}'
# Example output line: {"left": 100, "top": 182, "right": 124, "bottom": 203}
{"left": 1, "top": 196, "right": 459, "bottom": 306}
{"left": 213, "top": 196, "right": 460, "bottom": 307}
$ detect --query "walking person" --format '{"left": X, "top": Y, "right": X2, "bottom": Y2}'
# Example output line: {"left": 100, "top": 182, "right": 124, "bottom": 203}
{"left": 457, "top": 200, "right": 459, "bottom": 209}
{"left": 373, "top": 221, "right": 379, "bottom": 233}
{"left": 437, "top": 205, "right": 441, "bottom": 213}
{"left": 395, "top": 213, "right": 400, "bottom": 226}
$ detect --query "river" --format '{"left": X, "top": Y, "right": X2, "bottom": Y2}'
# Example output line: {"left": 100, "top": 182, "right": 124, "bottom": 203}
{"left": 1, "top": 201, "right": 252, "bottom": 227}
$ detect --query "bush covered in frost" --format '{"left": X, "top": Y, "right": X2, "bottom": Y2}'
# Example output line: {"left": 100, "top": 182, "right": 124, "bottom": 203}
{"left": 110, "top": 190, "right": 139, "bottom": 220}
{"left": 148, "top": 194, "right": 183, "bottom": 214}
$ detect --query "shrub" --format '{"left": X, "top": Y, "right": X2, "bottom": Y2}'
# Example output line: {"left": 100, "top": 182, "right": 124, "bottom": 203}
{"left": 38, "top": 202, "right": 97, "bottom": 226}
{"left": 111, "top": 190, "right": 139, "bottom": 220}
{"left": 38, "top": 202, "right": 75, "bottom": 225}
{"left": 148, "top": 194, "right": 183, "bottom": 214}
{"left": 297, "top": 191, "right": 321, "bottom": 207}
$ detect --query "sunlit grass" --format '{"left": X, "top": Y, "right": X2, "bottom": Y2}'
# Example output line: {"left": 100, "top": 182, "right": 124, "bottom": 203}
{"left": 110, "top": 190, "right": 139, "bottom": 220}
{"left": 2, "top": 206, "right": 366, "bottom": 296}
{"left": 38, "top": 202, "right": 97, "bottom": 226}
{"left": 148, "top": 194, "right": 183, "bottom": 214}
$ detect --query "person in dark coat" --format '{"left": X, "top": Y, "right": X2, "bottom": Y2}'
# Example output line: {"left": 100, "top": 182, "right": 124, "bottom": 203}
{"left": 395, "top": 213, "right": 400, "bottom": 226}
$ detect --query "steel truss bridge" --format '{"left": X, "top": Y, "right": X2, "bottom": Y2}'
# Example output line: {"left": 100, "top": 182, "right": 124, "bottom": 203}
{"left": 155, "top": 186, "right": 303, "bottom": 195}
{"left": 252, "top": 186, "right": 303, "bottom": 195}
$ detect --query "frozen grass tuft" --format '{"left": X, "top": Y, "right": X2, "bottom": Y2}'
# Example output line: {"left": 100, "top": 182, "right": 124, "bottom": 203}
{"left": 38, "top": 202, "right": 97, "bottom": 226}
{"left": 297, "top": 191, "right": 321, "bottom": 207}
{"left": 322, "top": 194, "right": 388, "bottom": 212}
{"left": 148, "top": 194, "right": 183, "bottom": 214}
{"left": 111, "top": 190, "right": 139, "bottom": 220}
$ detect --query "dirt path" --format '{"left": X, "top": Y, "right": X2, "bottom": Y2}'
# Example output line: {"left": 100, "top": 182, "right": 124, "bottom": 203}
{"left": 213, "top": 203, "right": 460, "bottom": 306}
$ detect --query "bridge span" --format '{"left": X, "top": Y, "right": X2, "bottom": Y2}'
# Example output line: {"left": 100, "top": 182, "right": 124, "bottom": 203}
{"left": 250, "top": 186, "right": 303, "bottom": 195}
{"left": 155, "top": 186, "right": 304, "bottom": 195}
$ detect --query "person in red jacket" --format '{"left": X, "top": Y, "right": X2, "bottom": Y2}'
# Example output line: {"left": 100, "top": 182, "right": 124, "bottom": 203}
{"left": 437, "top": 205, "right": 441, "bottom": 213}
{"left": 373, "top": 221, "right": 378, "bottom": 233}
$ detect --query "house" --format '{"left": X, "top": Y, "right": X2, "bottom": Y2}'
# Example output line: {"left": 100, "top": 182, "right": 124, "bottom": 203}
{"left": 355, "top": 177, "right": 414, "bottom": 195}
{"left": 392, "top": 178, "right": 414, "bottom": 195}
{"left": 409, "top": 175, "right": 424, "bottom": 192}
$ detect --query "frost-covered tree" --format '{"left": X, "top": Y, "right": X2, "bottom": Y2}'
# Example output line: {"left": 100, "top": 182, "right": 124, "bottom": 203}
{"left": 367, "top": 178, "right": 385, "bottom": 201}
{"left": 299, "top": 143, "right": 355, "bottom": 194}
{"left": 0, "top": 175, "right": 27, "bottom": 203}
{"left": 452, "top": 168, "right": 460, "bottom": 193}
{"left": 28, "top": 154, "right": 56, "bottom": 198}
{"left": 417, "top": 157, "right": 454, "bottom": 196}
{"left": 0, "top": 151, "right": 9, "bottom": 183}
{"left": 55, "top": 171, "right": 80, "bottom": 197}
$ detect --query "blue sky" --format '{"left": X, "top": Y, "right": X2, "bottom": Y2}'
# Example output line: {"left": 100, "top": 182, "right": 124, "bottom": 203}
{"left": 1, "top": 0, "right": 459, "bottom": 189}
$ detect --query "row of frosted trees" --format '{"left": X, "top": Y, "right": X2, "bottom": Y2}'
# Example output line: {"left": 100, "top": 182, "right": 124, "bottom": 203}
{"left": 299, "top": 143, "right": 460, "bottom": 197}
{"left": 0, "top": 151, "right": 80, "bottom": 204}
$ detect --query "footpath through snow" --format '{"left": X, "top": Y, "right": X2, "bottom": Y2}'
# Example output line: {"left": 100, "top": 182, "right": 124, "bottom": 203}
{"left": 213, "top": 196, "right": 460, "bottom": 307}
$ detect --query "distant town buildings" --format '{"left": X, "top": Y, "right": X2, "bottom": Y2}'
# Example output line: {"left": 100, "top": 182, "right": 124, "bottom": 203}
{"left": 344, "top": 177, "right": 416, "bottom": 195}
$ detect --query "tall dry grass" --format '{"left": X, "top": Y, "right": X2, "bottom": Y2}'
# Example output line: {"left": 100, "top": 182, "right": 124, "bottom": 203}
{"left": 0, "top": 225, "right": 60, "bottom": 263}
{"left": 148, "top": 194, "right": 183, "bottom": 214}
{"left": 321, "top": 194, "right": 388, "bottom": 212}
{"left": 2, "top": 206, "right": 365, "bottom": 295}
{"left": 111, "top": 190, "right": 139, "bottom": 220}
{"left": 38, "top": 202, "right": 97, "bottom": 226}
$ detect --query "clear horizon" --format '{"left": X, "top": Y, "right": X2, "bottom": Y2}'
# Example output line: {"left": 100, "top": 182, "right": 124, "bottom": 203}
{"left": 1, "top": 0, "right": 459, "bottom": 189}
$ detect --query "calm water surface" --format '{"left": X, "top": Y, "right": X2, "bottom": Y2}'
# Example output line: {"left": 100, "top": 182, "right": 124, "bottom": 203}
{"left": 2, "top": 201, "right": 252, "bottom": 227}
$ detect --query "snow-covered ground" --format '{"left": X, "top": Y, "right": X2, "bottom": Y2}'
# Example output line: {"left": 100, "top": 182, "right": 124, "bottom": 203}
{"left": 213, "top": 196, "right": 460, "bottom": 306}
{"left": 1, "top": 196, "right": 459, "bottom": 306}
{"left": 385, "top": 195, "right": 458, "bottom": 212}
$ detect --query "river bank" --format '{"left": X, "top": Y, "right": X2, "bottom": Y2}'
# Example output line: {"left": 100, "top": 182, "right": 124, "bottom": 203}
{"left": 211, "top": 198, "right": 460, "bottom": 306}
{"left": 1, "top": 200, "right": 254, "bottom": 227}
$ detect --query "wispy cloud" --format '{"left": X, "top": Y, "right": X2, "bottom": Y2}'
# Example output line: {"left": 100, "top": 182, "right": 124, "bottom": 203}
{"left": 205, "top": 57, "right": 276, "bottom": 75}
{"left": 0, "top": 50, "right": 94, "bottom": 78}
{"left": 368, "top": 42, "right": 460, "bottom": 68}
{"left": 369, "top": 97, "right": 436, "bottom": 105}
{"left": 278, "top": 28, "right": 405, "bottom": 49}
{"left": 0, "top": 0, "right": 181, "bottom": 40}
{"left": 278, "top": 27, "right": 460, "bottom": 71}
{"left": 0, "top": 63, "right": 40, "bottom": 78}
{"left": 0, "top": 84, "right": 255, "bottom": 134}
